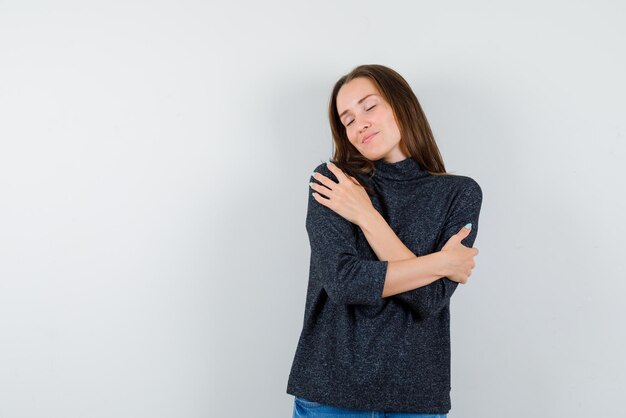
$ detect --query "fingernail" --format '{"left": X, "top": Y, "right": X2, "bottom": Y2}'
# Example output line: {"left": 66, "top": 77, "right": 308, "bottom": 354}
{"left": 465, "top": 223, "right": 472, "bottom": 229}
{"left": 309, "top": 182, "right": 313, "bottom": 188}
{"left": 311, "top": 172, "right": 316, "bottom": 177}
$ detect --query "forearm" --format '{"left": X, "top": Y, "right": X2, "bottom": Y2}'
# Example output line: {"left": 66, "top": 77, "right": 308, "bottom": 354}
{"left": 359, "top": 209, "right": 446, "bottom": 298}
{"left": 359, "top": 209, "right": 415, "bottom": 261}
{"left": 381, "top": 253, "right": 445, "bottom": 298}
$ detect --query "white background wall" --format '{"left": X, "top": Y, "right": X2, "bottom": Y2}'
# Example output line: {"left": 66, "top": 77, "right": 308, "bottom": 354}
{"left": 1, "top": 1, "right": 624, "bottom": 417}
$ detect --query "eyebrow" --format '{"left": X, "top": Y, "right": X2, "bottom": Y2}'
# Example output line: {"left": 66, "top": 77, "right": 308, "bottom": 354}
{"left": 338, "top": 94, "right": 377, "bottom": 119}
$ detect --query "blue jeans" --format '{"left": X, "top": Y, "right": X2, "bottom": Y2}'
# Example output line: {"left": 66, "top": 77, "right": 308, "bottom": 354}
{"left": 292, "top": 396, "right": 448, "bottom": 418}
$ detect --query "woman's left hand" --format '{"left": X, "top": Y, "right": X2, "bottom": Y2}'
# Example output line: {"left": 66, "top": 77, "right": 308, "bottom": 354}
{"left": 310, "top": 162, "right": 374, "bottom": 226}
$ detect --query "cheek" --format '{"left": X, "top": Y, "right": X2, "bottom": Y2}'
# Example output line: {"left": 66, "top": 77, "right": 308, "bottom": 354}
{"left": 383, "top": 111, "right": 396, "bottom": 126}
{"left": 346, "top": 128, "right": 359, "bottom": 145}
{"left": 384, "top": 113, "right": 401, "bottom": 134}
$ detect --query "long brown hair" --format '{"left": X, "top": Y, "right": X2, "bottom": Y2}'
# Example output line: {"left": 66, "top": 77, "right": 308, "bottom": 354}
{"left": 327, "top": 64, "right": 450, "bottom": 196}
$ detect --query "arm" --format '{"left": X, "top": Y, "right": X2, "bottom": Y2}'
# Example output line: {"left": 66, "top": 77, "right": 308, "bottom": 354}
{"left": 361, "top": 178, "right": 483, "bottom": 319}
{"left": 307, "top": 163, "right": 450, "bottom": 306}
{"left": 381, "top": 253, "right": 445, "bottom": 298}
{"left": 357, "top": 210, "right": 450, "bottom": 298}
{"left": 359, "top": 208, "right": 421, "bottom": 262}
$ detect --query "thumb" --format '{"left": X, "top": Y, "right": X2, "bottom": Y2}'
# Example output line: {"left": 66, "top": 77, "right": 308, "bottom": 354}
{"left": 444, "top": 223, "right": 473, "bottom": 249}
{"left": 457, "top": 223, "right": 472, "bottom": 237}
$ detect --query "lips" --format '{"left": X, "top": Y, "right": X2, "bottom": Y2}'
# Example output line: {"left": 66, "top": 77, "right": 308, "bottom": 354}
{"left": 362, "top": 132, "right": 378, "bottom": 144}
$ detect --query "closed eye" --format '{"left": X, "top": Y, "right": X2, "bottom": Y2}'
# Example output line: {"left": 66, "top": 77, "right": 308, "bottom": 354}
{"left": 345, "top": 105, "right": 376, "bottom": 126}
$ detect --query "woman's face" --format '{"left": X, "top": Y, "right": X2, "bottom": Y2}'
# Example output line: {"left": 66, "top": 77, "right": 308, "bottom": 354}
{"left": 336, "top": 77, "right": 407, "bottom": 162}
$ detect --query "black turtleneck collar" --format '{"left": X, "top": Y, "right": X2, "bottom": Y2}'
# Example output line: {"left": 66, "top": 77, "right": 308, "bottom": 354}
{"left": 373, "top": 157, "right": 428, "bottom": 181}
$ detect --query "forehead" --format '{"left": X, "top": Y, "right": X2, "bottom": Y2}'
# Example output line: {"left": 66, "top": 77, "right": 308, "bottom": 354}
{"left": 336, "top": 77, "right": 381, "bottom": 114}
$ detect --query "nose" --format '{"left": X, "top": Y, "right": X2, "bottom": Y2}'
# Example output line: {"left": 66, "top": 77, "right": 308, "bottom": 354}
{"left": 355, "top": 114, "right": 370, "bottom": 132}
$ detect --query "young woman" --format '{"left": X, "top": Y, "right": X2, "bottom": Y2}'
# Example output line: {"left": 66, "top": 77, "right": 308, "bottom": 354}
{"left": 286, "top": 64, "right": 483, "bottom": 418}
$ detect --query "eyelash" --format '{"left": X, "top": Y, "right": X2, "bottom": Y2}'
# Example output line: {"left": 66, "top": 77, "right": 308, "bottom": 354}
{"left": 346, "top": 105, "right": 376, "bottom": 126}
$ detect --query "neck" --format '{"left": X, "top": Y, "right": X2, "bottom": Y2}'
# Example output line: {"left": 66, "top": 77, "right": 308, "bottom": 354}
{"left": 373, "top": 156, "right": 428, "bottom": 181}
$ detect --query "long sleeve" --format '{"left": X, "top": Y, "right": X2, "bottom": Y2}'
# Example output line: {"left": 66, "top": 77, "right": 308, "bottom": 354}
{"left": 392, "top": 177, "right": 483, "bottom": 320}
{"left": 306, "top": 164, "right": 388, "bottom": 307}
{"left": 288, "top": 158, "right": 475, "bottom": 412}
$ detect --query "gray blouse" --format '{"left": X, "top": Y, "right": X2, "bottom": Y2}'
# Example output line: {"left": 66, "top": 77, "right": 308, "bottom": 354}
{"left": 286, "top": 156, "right": 483, "bottom": 414}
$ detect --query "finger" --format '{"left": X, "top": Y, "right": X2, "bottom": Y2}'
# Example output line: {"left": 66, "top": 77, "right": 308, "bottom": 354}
{"left": 311, "top": 191, "right": 331, "bottom": 206}
{"left": 348, "top": 175, "right": 360, "bottom": 186}
{"left": 446, "top": 225, "right": 470, "bottom": 246}
{"left": 309, "top": 181, "right": 333, "bottom": 197}
{"left": 457, "top": 224, "right": 471, "bottom": 236}
{"left": 326, "top": 161, "right": 350, "bottom": 183}
{"left": 311, "top": 172, "right": 337, "bottom": 191}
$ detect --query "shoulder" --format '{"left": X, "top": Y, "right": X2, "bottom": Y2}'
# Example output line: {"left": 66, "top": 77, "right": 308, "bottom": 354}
{"left": 429, "top": 173, "right": 482, "bottom": 207}
{"left": 306, "top": 162, "right": 356, "bottom": 232}
{"left": 312, "top": 161, "right": 328, "bottom": 175}
{"left": 308, "top": 162, "right": 340, "bottom": 212}
{"left": 433, "top": 172, "right": 481, "bottom": 193}
{"left": 451, "top": 174, "right": 482, "bottom": 200}
{"left": 312, "top": 162, "right": 339, "bottom": 183}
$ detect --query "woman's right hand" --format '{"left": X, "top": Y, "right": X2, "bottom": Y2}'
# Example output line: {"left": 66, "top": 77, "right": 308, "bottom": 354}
{"left": 438, "top": 225, "right": 479, "bottom": 284}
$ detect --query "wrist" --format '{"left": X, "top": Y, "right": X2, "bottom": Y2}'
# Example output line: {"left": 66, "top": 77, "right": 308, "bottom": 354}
{"left": 357, "top": 207, "right": 382, "bottom": 232}
{"left": 432, "top": 251, "right": 449, "bottom": 278}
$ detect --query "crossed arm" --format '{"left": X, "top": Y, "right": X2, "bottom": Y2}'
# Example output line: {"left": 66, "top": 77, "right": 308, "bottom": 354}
{"left": 308, "top": 161, "right": 482, "bottom": 319}
{"left": 357, "top": 208, "right": 446, "bottom": 298}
